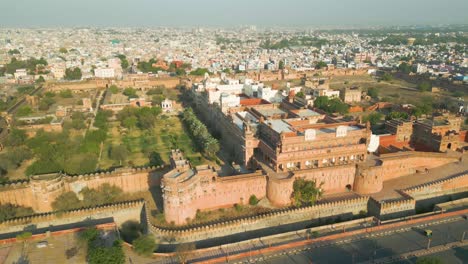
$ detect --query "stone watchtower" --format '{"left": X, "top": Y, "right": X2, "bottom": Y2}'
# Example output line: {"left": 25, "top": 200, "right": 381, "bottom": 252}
{"left": 30, "top": 173, "right": 66, "bottom": 212}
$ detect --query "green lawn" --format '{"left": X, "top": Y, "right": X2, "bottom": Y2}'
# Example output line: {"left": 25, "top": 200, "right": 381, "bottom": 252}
{"left": 98, "top": 115, "right": 206, "bottom": 169}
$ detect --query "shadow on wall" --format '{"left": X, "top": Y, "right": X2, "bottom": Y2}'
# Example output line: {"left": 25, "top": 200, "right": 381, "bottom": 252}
{"left": 0, "top": 217, "right": 114, "bottom": 241}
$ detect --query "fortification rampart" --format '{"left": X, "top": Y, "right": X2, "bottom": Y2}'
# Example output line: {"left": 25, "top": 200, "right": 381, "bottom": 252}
{"left": 353, "top": 151, "right": 460, "bottom": 195}
{"left": 0, "top": 166, "right": 164, "bottom": 212}
{"left": 0, "top": 200, "right": 143, "bottom": 236}
{"left": 150, "top": 196, "right": 369, "bottom": 243}
{"left": 402, "top": 173, "right": 468, "bottom": 200}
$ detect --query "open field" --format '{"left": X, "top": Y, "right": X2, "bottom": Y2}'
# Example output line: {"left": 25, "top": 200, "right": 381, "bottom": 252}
{"left": 330, "top": 74, "right": 468, "bottom": 106}
{"left": 98, "top": 115, "right": 208, "bottom": 170}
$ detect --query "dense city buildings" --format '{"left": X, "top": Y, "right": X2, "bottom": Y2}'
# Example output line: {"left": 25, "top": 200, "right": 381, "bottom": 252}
{"left": 0, "top": 22, "right": 467, "bottom": 264}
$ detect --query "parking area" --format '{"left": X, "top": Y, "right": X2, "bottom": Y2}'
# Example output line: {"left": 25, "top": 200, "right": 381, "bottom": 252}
{"left": 2, "top": 232, "right": 86, "bottom": 264}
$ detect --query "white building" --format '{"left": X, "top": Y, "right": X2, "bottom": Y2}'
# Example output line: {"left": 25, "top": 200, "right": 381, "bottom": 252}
{"left": 94, "top": 68, "right": 115, "bottom": 78}
{"left": 161, "top": 98, "right": 173, "bottom": 112}
{"left": 14, "top": 69, "right": 27, "bottom": 80}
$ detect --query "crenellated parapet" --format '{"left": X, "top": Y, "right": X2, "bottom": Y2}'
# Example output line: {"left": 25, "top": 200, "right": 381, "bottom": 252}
{"left": 0, "top": 166, "right": 164, "bottom": 213}
{"left": 149, "top": 196, "right": 369, "bottom": 242}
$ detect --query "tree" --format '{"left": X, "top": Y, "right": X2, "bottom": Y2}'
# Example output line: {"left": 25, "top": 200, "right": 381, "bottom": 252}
{"left": 176, "top": 243, "right": 196, "bottom": 264}
{"left": 8, "top": 49, "right": 20, "bottom": 55}
{"left": 278, "top": 60, "right": 285, "bottom": 70}
{"left": 249, "top": 195, "right": 259, "bottom": 205}
{"left": 122, "top": 116, "right": 137, "bottom": 129}
{"left": 36, "top": 76, "right": 45, "bottom": 84}
{"left": 132, "top": 235, "right": 157, "bottom": 256}
{"left": 381, "top": 73, "right": 393, "bottom": 82}
{"left": 398, "top": 62, "right": 412, "bottom": 74}
{"left": 52, "top": 192, "right": 81, "bottom": 211}
{"left": 292, "top": 178, "right": 323, "bottom": 207}
{"left": 59, "top": 47, "right": 68, "bottom": 54}
{"left": 417, "top": 81, "right": 432, "bottom": 92}
{"left": 315, "top": 61, "right": 328, "bottom": 69}
{"left": 65, "top": 68, "right": 82, "bottom": 80}
{"left": 38, "top": 97, "right": 55, "bottom": 111}
{"left": 190, "top": 68, "right": 210, "bottom": 76}
{"left": 109, "top": 85, "right": 119, "bottom": 94}
{"left": 296, "top": 91, "right": 305, "bottom": 98}
{"left": 415, "top": 257, "right": 443, "bottom": 264}
{"left": 0, "top": 204, "right": 34, "bottom": 222}
{"left": 363, "top": 112, "right": 383, "bottom": 125}
{"left": 123, "top": 87, "right": 138, "bottom": 98}
{"left": 116, "top": 54, "right": 129, "bottom": 69}
{"left": 109, "top": 145, "right": 129, "bottom": 164}
{"left": 120, "top": 220, "right": 143, "bottom": 243}
{"left": 367, "top": 88, "right": 379, "bottom": 99}
{"left": 386, "top": 111, "right": 409, "bottom": 120}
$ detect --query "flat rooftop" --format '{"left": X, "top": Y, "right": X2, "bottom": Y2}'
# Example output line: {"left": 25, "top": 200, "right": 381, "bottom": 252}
{"left": 256, "top": 108, "right": 287, "bottom": 119}
{"left": 292, "top": 109, "right": 321, "bottom": 118}
{"left": 265, "top": 119, "right": 293, "bottom": 134}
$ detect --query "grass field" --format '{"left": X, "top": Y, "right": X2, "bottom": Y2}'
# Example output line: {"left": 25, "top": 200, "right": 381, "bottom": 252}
{"left": 98, "top": 115, "right": 207, "bottom": 170}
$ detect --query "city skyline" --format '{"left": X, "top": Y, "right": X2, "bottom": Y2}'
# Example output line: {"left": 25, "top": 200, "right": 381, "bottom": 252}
{"left": 1, "top": 0, "right": 468, "bottom": 27}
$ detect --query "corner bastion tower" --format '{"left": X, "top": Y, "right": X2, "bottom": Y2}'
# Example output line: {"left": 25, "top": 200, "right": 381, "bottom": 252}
{"left": 162, "top": 150, "right": 265, "bottom": 225}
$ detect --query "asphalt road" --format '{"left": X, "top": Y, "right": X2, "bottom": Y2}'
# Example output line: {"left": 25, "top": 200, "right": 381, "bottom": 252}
{"left": 247, "top": 217, "right": 468, "bottom": 264}
{"left": 252, "top": 218, "right": 468, "bottom": 264}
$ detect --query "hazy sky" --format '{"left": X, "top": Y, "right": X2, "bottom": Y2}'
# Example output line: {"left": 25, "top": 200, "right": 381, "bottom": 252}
{"left": 1, "top": 0, "right": 467, "bottom": 27}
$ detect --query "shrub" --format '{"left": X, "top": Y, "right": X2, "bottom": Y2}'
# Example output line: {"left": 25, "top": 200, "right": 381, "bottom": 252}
{"left": 249, "top": 195, "right": 259, "bottom": 206}
{"left": 132, "top": 235, "right": 157, "bottom": 256}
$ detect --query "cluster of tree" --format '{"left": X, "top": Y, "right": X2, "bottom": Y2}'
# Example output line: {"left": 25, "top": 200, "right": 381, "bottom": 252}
{"left": 123, "top": 87, "right": 138, "bottom": 98}
{"left": 3, "top": 57, "right": 48, "bottom": 75}
{"left": 363, "top": 112, "right": 383, "bottom": 126}
{"left": 7, "top": 49, "right": 20, "bottom": 55}
{"left": 146, "top": 86, "right": 178, "bottom": 105}
{"left": 370, "top": 34, "right": 468, "bottom": 46}
{"left": 93, "top": 110, "right": 113, "bottom": 130}
{"left": 115, "top": 54, "right": 129, "bottom": 69}
{"left": 119, "top": 221, "right": 157, "bottom": 256}
{"left": 24, "top": 128, "right": 106, "bottom": 175}
{"left": 79, "top": 227, "right": 125, "bottom": 264}
{"left": 215, "top": 36, "right": 242, "bottom": 45}
{"left": 398, "top": 62, "right": 414, "bottom": 74}
{"left": 16, "top": 105, "right": 33, "bottom": 117}
{"left": 0, "top": 203, "right": 34, "bottom": 222}
{"left": 117, "top": 106, "right": 162, "bottom": 130}
{"left": 411, "top": 96, "right": 433, "bottom": 117}
{"left": 67, "top": 111, "right": 87, "bottom": 130}
{"left": 182, "top": 108, "right": 220, "bottom": 158}
{"left": 38, "top": 96, "right": 55, "bottom": 111}
{"left": 137, "top": 58, "right": 164, "bottom": 73}
{"left": 260, "top": 37, "right": 328, "bottom": 49}
{"left": 0, "top": 146, "right": 32, "bottom": 179}
{"left": 189, "top": 68, "right": 210, "bottom": 76}
{"left": 386, "top": 111, "right": 409, "bottom": 120}
{"left": 52, "top": 184, "right": 124, "bottom": 211}
{"left": 315, "top": 61, "right": 328, "bottom": 69}
{"left": 314, "top": 96, "right": 349, "bottom": 115}
{"left": 65, "top": 67, "right": 82, "bottom": 80}
{"left": 168, "top": 61, "right": 191, "bottom": 76}
{"left": 292, "top": 178, "right": 323, "bottom": 207}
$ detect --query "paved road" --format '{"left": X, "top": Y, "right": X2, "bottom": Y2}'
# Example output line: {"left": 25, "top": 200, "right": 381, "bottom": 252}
{"left": 242, "top": 217, "right": 468, "bottom": 264}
